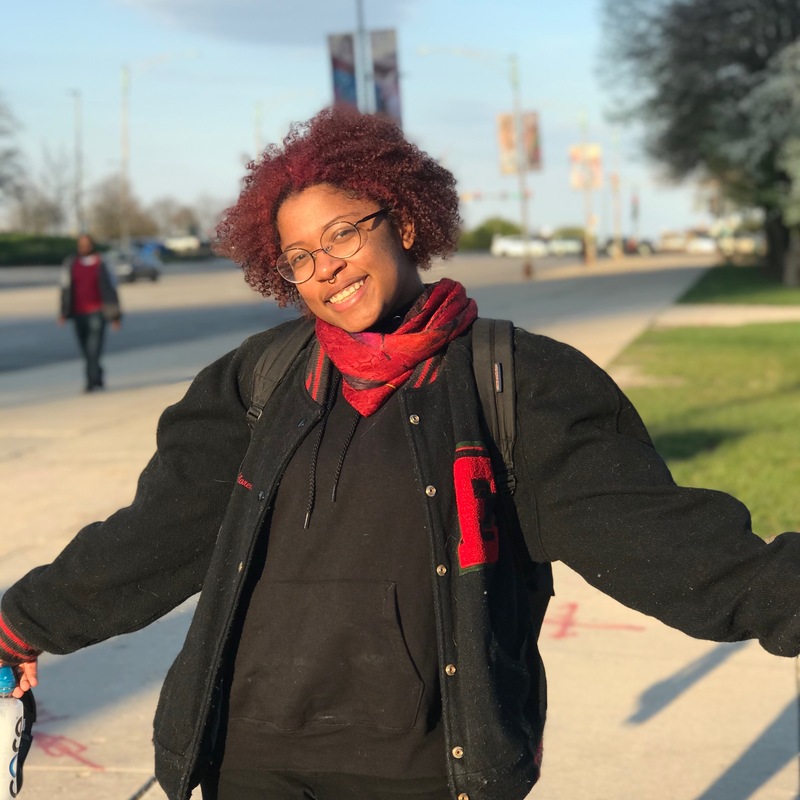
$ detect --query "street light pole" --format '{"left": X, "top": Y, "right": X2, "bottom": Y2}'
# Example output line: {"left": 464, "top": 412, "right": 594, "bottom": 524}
{"left": 355, "top": 0, "right": 370, "bottom": 113}
{"left": 509, "top": 54, "right": 533, "bottom": 279}
{"left": 69, "top": 89, "right": 84, "bottom": 235}
{"left": 120, "top": 64, "right": 131, "bottom": 253}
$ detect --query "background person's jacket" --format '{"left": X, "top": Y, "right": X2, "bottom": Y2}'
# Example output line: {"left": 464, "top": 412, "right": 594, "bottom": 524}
{"left": 3, "top": 316, "right": 800, "bottom": 800}
{"left": 59, "top": 254, "right": 122, "bottom": 322}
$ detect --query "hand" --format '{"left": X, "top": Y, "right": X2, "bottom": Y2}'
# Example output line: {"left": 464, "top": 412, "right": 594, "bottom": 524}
{"left": 112, "top": 320, "right": 122, "bottom": 332}
{"left": 9, "top": 661, "right": 37, "bottom": 698}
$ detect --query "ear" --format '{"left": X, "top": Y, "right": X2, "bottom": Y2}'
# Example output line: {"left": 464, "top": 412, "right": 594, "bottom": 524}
{"left": 400, "top": 218, "right": 416, "bottom": 251}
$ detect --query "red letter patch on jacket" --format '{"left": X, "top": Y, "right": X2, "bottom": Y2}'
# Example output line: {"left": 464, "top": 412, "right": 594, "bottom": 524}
{"left": 454, "top": 442, "right": 499, "bottom": 572}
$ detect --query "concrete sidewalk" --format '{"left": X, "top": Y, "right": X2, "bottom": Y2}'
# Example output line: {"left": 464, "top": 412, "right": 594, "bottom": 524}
{"left": 2, "top": 253, "right": 799, "bottom": 800}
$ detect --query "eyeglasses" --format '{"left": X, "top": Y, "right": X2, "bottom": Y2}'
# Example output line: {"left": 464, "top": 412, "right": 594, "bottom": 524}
{"left": 275, "top": 209, "right": 388, "bottom": 284}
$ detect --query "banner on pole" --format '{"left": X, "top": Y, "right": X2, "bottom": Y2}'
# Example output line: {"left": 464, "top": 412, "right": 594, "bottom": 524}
{"left": 328, "top": 33, "right": 358, "bottom": 109}
{"left": 569, "top": 144, "right": 603, "bottom": 190}
{"left": 497, "top": 112, "right": 541, "bottom": 174}
{"left": 371, "top": 29, "right": 402, "bottom": 126}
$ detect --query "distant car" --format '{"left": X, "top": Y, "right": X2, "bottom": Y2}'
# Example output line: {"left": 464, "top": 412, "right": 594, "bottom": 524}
{"left": 105, "top": 246, "right": 162, "bottom": 283}
{"left": 490, "top": 234, "right": 549, "bottom": 258}
{"left": 546, "top": 237, "right": 584, "bottom": 257}
{"left": 684, "top": 234, "right": 717, "bottom": 255}
{"left": 601, "top": 236, "right": 657, "bottom": 257}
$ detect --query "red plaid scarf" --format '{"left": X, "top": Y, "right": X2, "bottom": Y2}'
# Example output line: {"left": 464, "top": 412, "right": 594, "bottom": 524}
{"left": 315, "top": 278, "right": 478, "bottom": 416}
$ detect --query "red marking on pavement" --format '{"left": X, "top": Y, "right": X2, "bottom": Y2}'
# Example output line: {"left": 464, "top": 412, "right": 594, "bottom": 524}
{"left": 34, "top": 732, "right": 105, "bottom": 771}
{"left": 543, "top": 602, "right": 646, "bottom": 639}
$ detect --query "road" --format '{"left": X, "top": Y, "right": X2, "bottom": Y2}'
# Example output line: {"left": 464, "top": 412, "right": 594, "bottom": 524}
{"left": 0, "top": 254, "right": 590, "bottom": 373}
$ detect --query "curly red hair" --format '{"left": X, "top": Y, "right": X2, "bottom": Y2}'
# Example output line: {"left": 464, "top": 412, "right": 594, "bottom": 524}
{"left": 214, "top": 107, "right": 461, "bottom": 308}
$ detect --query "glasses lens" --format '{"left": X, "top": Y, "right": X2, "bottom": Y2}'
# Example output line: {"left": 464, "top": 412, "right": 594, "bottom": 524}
{"left": 276, "top": 249, "right": 314, "bottom": 283}
{"left": 323, "top": 222, "right": 362, "bottom": 259}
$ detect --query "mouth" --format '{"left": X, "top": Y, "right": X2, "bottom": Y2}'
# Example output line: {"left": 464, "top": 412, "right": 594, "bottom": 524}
{"left": 326, "top": 277, "right": 366, "bottom": 305}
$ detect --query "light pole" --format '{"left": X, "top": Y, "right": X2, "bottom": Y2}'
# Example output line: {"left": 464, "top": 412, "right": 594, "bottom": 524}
{"left": 69, "top": 89, "right": 84, "bottom": 235}
{"left": 355, "top": 0, "right": 371, "bottom": 113}
{"left": 417, "top": 46, "right": 534, "bottom": 278}
{"left": 509, "top": 54, "right": 534, "bottom": 278}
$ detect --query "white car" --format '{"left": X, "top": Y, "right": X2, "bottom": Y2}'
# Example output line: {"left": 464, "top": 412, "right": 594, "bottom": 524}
{"left": 685, "top": 235, "right": 718, "bottom": 255}
{"left": 490, "top": 234, "right": 549, "bottom": 258}
{"left": 547, "top": 238, "right": 584, "bottom": 257}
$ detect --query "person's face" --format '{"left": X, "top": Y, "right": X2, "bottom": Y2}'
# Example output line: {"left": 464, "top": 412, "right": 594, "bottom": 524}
{"left": 77, "top": 235, "right": 93, "bottom": 256}
{"left": 276, "top": 184, "right": 422, "bottom": 333}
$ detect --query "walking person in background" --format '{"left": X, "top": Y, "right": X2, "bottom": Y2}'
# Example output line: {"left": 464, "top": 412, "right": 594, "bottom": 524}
{"left": 59, "top": 233, "right": 122, "bottom": 392}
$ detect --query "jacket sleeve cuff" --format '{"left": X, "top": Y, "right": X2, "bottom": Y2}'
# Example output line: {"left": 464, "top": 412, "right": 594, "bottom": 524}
{"left": 0, "top": 613, "right": 42, "bottom": 665}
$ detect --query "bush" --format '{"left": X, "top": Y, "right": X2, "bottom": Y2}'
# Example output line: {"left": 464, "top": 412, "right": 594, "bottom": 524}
{"left": 0, "top": 234, "right": 77, "bottom": 266}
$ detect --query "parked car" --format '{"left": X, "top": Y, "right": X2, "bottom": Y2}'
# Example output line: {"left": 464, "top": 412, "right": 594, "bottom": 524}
{"left": 717, "top": 231, "right": 766, "bottom": 257}
{"left": 600, "top": 236, "right": 658, "bottom": 257}
{"left": 546, "top": 237, "right": 584, "bottom": 257}
{"left": 105, "top": 245, "right": 162, "bottom": 283}
{"left": 684, "top": 234, "right": 718, "bottom": 255}
{"left": 490, "top": 234, "right": 549, "bottom": 258}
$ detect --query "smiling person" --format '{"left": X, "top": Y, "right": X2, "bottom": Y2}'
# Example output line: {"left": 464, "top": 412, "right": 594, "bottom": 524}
{"left": 3, "top": 108, "right": 800, "bottom": 800}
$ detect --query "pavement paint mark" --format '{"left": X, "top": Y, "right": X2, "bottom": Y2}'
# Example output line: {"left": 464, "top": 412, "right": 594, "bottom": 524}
{"left": 543, "top": 601, "right": 646, "bottom": 639}
{"left": 34, "top": 732, "right": 105, "bottom": 770}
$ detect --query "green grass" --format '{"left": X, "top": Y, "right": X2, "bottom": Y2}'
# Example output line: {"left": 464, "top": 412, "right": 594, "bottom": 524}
{"left": 616, "top": 323, "right": 800, "bottom": 537}
{"left": 679, "top": 264, "right": 800, "bottom": 305}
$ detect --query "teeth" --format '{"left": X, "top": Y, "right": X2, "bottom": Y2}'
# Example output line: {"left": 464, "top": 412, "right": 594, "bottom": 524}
{"left": 329, "top": 279, "right": 364, "bottom": 304}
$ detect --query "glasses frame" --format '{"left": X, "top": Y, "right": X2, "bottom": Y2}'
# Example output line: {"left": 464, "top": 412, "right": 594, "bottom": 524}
{"left": 275, "top": 209, "right": 388, "bottom": 284}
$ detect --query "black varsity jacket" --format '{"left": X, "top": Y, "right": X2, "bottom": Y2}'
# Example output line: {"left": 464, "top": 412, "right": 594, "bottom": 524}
{"left": 4, "top": 316, "right": 800, "bottom": 800}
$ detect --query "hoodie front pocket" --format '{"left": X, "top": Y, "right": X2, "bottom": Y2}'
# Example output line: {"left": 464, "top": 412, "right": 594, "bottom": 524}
{"left": 229, "top": 579, "right": 424, "bottom": 732}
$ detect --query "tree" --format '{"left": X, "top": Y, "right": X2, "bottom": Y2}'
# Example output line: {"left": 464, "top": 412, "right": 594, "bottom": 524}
{"left": 147, "top": 197, "right": 201, "bottom": 237}
{"left": 9, "top": 147, "right": 71, "bottom": 234}
{"left": 601, "top": 0, "right": 800, "bottom": 280}
{"left": 0, "top": 94, "right": 22, "bottom": 201}
{"left": 87, "top": 174, "right": 157, "bottom": 242}
{"left": 459, "top": 217, "right": 521, "bottom": 251}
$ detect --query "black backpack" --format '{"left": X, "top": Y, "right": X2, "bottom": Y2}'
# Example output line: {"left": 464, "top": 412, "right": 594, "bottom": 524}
{"left": 245, "top": 317, "right": 517, "bottom": 495}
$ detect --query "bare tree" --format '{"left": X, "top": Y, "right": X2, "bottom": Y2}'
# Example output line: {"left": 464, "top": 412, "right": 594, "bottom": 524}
{"left": 9, "top": 147, "right": 72, "bottom": 234}
{"left": 0, "top": 94, "right": 23, "bottom": 201}
{"left": 87, "top": 174, "right": 158, "bottom": 242}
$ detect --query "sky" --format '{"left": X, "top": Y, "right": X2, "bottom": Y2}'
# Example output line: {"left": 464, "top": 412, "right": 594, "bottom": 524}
{"left": 3, "top": 0, "right": 717, "bottom": 240}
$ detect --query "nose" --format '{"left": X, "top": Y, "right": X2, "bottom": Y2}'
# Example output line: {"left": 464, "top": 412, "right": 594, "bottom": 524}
{"left": 313, "top": 249, "right": 347, "bottom": 282}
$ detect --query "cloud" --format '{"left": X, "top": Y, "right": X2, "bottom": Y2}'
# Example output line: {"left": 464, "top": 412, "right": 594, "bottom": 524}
{"left": 118, "top": 0, "right": 417, "bottom": 47}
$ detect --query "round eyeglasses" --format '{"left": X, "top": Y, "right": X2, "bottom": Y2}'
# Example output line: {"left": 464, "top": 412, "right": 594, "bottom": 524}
{"left": 275, "top": 209, "right": 388, "bottom": 284}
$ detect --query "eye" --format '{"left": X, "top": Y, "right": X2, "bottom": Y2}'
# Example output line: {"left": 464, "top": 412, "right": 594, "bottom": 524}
{"left": 330, "top": 225, "right": 358, "bottom": 244}
{"left": 289, "top": 250, "right": 310, "bottom": 268}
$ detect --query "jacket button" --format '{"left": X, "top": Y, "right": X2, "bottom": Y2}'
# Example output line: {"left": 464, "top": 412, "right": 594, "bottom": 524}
{"left": 409, "top": 414, "right": 420, "bottom": 425}
{"left": 458, "top": 794, "right": 470, "bottom": 800}
{"left": 257, "top": 491, "right": 266, "bottom": 501}
{"left": 425, "top": 485, "right": 437, "bottom": 497}
{"left": 436, "top": 564, "right": 447, "bottom": 576}
{"left": 452, "top": 746, "right": 464, "bottom": 759}
{"left": 445, "top": 663, "right": 457, "bottom": 676}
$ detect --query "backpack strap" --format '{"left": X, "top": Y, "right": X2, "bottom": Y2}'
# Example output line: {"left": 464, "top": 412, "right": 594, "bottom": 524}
{"left": 471, "top": 318, "right": 517, "bottom": 495}
{"left": 246, "top": 317, "right": 317, "bottom": 428}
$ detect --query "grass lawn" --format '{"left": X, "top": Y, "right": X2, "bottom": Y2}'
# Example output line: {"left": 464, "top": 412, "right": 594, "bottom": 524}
{"left": 615, "top": 323, "right": 800, "bottom": 537}
{"left": 679, "top": 263, "right": 800, "bottom": 305}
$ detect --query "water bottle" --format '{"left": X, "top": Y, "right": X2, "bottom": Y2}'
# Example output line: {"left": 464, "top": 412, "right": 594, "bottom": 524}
{"left": 0, "top": 666, "right": 23, "bottom": 799}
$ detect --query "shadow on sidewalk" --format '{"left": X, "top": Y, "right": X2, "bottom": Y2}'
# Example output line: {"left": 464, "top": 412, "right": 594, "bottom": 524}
{"left": 693, "top": 697, "right": 798, "bottom": 800}
{"left": 626, "top": 641, "right": 749, "bottom": 724}
{"left": 32, "top": 602, "right": 196, "bottom": 726}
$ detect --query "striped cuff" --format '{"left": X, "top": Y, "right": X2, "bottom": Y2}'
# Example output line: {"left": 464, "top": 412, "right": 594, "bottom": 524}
{"left": 0, "top": 613, "right": 41, "bottom": 665}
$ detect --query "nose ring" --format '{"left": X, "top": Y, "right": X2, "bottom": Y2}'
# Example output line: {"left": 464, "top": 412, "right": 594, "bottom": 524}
{"left": 327, "top": 275, "right": 337, "bottom": 285}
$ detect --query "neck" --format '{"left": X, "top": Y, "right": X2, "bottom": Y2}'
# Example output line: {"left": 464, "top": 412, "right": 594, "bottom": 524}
{"left": 368, "top": 290, "right": 425, "bottom": 334}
